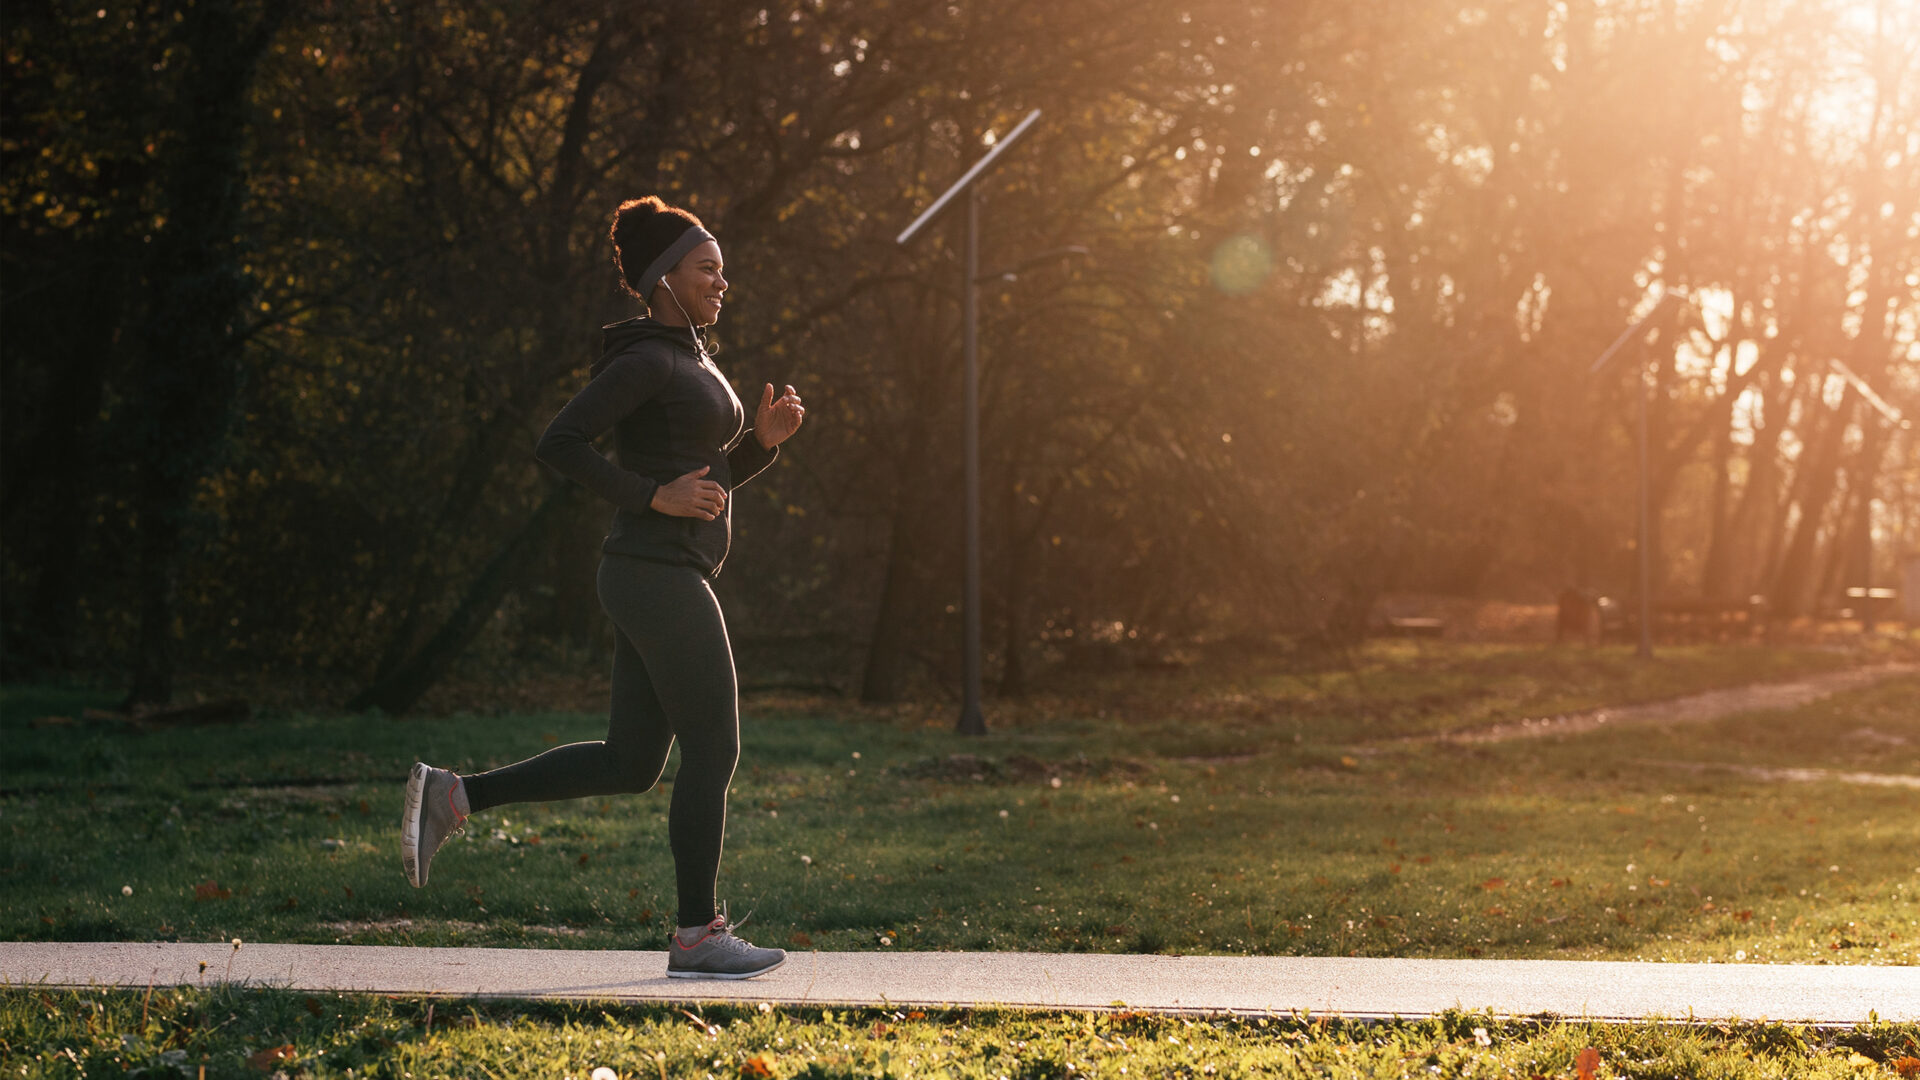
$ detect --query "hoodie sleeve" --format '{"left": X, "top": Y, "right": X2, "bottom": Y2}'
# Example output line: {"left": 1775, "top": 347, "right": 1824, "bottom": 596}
{"left": 726, "top": 430, "right": 780, "bottom": 490}
{"left": 534, "top": 350, "right": 673, "bottom": 513}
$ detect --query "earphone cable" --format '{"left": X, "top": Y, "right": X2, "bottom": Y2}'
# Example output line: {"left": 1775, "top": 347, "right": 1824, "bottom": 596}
{"left": 661, "top": 281, "right": 712, "bottom": 363}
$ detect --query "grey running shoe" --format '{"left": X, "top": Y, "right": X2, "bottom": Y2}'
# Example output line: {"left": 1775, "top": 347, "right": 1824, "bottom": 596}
{"left": 401, "top": 762, "right": 469, "bottom": 888}
{"left": 666, "top": 912, "right": 787, "bottom": 979}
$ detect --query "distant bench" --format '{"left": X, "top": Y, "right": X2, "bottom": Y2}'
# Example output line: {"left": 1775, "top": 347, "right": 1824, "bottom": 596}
{"left": 1830, "top": 587, "right": 1900, "bottom": 622}
{"left": 1598, "top": 595, "right": 1768, "bottom": 643}
{"left": 1377, "top": 617, "right": 1445, "bottom": 638}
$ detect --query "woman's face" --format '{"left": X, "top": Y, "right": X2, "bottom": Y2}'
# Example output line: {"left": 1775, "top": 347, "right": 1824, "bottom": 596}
{"left": 653, "top": 240, "right": 727, "bottom": 327}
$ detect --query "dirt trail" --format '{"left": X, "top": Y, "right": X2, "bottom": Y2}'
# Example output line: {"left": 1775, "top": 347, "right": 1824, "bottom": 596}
{"left": 1418, "top": 662, "right": 1917, "bottom": 746}
{"left": 1632, "top": 758, "right": 1920, "bottom": 789}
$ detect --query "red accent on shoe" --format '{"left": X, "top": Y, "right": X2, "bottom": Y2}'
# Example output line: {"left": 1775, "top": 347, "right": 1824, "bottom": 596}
{"left": 673, "top": 917, "right": 725, "bottom": 951}
{"left": 447, "top": 778, "right": 468, "bottom": 824}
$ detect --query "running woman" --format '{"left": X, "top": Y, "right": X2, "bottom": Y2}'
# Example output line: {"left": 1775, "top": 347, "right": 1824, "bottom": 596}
{"left": 400, "top": 196, "right": 806, "bottom": 979}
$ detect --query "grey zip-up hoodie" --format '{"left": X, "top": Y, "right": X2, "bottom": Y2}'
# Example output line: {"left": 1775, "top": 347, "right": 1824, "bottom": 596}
{"left": 534, "top": 316, "right": 779, "bottom": 577}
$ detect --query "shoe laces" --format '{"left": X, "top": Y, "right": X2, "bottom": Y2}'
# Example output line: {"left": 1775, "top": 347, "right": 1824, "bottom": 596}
{"left": 705, "top": 927, "right": 759, "bottom": 955}
{"left": 703, "top": 903, "right": 760, "bottom": 952}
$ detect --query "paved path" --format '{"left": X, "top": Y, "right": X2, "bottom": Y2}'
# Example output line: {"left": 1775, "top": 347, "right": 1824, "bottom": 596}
{"left": 4, "top": 942, "right": 1915, "bottom": 1024}
{"left": 1416, "top": 662, "right": 1918, "bottom": 746}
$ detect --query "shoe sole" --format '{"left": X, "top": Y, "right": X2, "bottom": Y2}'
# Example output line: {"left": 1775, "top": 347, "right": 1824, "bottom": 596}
{"left": 666, "top": 954, "right": 788, "bottom": 980}
{"left": 400, "top": 762, "right": 427, "bottom": 888}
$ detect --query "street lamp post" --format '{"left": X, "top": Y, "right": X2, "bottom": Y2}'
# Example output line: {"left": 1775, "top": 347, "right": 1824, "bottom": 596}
{"left": 897, "top": 109, "right": 1044, "bottom": 736}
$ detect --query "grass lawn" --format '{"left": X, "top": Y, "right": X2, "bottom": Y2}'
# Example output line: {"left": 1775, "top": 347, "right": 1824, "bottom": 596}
{"left": 6, "top": 987, "right": 1919, "bottom": 1079}
{"left": 3, "top": 641, "right": 1912, "bottom": 965}
{"left": 4, "top": 641, "right": 1918, "bottom": 1075}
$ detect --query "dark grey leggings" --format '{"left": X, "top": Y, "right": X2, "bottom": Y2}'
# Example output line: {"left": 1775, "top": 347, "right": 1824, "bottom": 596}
{"left": 462, "top": 554, "right": 740, "bottom": 928}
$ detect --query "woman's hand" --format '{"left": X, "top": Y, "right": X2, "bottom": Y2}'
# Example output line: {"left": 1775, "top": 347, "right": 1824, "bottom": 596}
{"left": 651, "top": 466, "right": 726, "bottom": 520}
{"left": 755, "top": 383, "right": 805, "bottom": 449}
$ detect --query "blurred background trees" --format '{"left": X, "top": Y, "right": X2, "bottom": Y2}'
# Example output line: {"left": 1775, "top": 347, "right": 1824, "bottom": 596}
{"left": 4, "top": 0, "right": 1915, "bottom": 710}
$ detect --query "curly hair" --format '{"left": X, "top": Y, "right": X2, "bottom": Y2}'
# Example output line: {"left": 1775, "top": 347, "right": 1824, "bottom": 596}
{"left": 610, "top": 196, "right": 707, "bottom": 300}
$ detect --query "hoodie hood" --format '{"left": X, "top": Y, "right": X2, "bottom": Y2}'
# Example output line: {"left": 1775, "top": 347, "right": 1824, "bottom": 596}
{"left": 591, "top": 315, "right": 699, "bottom": 377}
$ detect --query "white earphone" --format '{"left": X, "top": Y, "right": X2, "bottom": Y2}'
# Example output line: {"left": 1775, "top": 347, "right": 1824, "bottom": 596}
{"left": 658, "top": 279, "right": 712, "bottom": 362}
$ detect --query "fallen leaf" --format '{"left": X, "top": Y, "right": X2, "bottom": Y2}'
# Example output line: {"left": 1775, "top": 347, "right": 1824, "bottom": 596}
{"left": 247, "top": 1045, "right": 295, "bottom": 1071}
{"left": 194, "top": 881, "right": 230, "bottom": 902}
{"left": 1575, "top": 1047, "right": 1600, "bottom": 1080}
{"left": 740, "top": 1054, "right": 777, "bottom": 1079}
{"left": 1891, "top": 1056, "right": 1920, "bottom": 1077}
{"left": 1481, "top": 878, "right": 1506, "bottom": 891}
{"left": 788, "top": 931, "right": 813, "bottom": 947}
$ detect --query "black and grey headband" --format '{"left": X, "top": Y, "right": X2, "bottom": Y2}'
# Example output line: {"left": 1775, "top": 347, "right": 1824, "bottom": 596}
{"left": 639, "top": 225, "right": 717, "bottom": 299}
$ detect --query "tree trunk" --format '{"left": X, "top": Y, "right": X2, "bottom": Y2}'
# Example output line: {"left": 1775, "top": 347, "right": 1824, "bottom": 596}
{"left": 860, "top": 499, "right": 933, "bottom": 704}
{"left": 347, "top": 482, "right": 582, "bottom": 716}
{"left": 1696, "top": 410, "right": 1740, "bottom": 602}
{"left": 1741, "top": 361, "right": 1808, "bottom": 598}
{"left": 1811, "top": 484, "right": 1859, "bottom": 611}
{"left": 997, "top": 468, "right": 1030, "bottom": 697}
{"left": 367, "top": 16, "right": 634, "bottom": 683}
{"left": 122, "top": 0, "right": 290, "bottom": 708}
{"left": 1825, "top": 423, "right": 1893, "bottom": 603}
{"left": 2, "top": 236, "right": 127, "bottom": 674}
{"left": 1697, "top": 291, "right": 1759, "bottom": 603}
{"left": 1770, "top": 388, "right": 1855, "bottom": 616}
{"left": 527, "top": 493, "right": 609, "bottom": 650}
